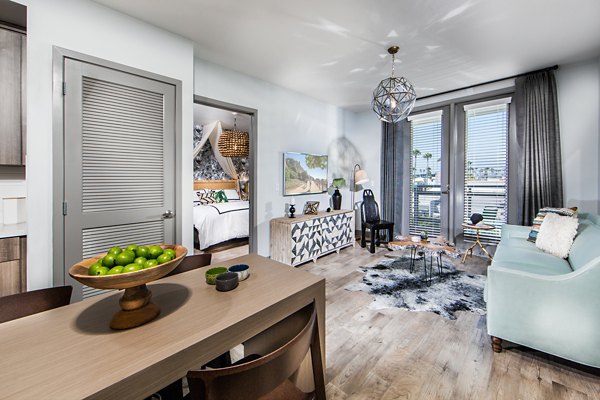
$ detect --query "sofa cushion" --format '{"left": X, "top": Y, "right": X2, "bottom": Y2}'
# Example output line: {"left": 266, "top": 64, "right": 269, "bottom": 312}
{"left": 528, "top": 207, "right": 578, "bottom": 243}
{"left": 501, "top": 224, "right": 532, "bottom": 241}
{"left": 535, "top": 213, "right": 579, "bottom": 259}
{"left": 568, "top": 220, "right": 600, "bottom": 270}
{"left": 493, "top": 241, "right": 572, "bottom": 276}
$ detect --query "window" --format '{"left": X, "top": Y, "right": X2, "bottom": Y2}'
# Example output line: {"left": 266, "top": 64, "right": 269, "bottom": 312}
{"left": 408, "top": 110, "right": 443, "bottom": 236}
{"left": 463, "top": 98, "right": 510, "bottom": 242}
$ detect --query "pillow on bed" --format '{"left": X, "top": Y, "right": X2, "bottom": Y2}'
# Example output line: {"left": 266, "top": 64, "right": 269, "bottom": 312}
{"left": 223, "top": 189, "right": 240, "bottom": 201}
{"left": 213, "top": 190, "right": 228, "bottom": 203}
{"left": 195, "top": 190, "right": 216, "bottom": 204}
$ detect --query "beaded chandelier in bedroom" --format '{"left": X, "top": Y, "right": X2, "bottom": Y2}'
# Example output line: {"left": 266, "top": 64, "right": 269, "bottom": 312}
{"left": 372, "top": 46, "right": 416, "bottom": 123}
{"left": 218, "top": 112, "right": 249, "bottom": 157}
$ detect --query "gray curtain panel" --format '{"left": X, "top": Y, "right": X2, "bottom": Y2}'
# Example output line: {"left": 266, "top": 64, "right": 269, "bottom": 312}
{"left": 380, "top": 121, "right": 404, "bottom": 236}
{"left": 515, "top": 69, "right": 563, "bottom": 225}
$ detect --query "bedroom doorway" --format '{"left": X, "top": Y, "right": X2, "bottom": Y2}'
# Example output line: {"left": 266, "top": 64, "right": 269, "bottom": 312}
{"left": 192, "top": 96, "right": 257, "bottom": 261}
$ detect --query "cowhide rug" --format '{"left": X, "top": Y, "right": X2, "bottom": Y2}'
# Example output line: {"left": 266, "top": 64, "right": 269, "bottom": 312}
{"left": 346, "top": 254, "right": 486, "bottom": 320}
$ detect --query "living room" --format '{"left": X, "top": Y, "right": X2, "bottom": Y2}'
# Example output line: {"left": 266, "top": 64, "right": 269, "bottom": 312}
{"left": 0, "top": 0, "right": 599, "bottom": 399}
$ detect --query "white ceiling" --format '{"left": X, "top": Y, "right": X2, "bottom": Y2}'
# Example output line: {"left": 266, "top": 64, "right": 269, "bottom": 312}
{"left": 94, "top": 0, "right": 600, "bottom": 112}
{"left": 193, "top": 103, "right": 251, "bottom": 132}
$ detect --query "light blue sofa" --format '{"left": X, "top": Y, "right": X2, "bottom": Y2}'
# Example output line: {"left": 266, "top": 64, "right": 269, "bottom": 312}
{"left": 485, "top": 212, "right": 600, "bottom": 368}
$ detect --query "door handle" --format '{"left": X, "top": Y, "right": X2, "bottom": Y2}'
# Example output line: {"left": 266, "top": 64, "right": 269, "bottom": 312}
{"left": 441, "top": 185, "right": 450, "bottom": 195}
{"left": 162, "top": 210, "right": 175, "bottom": 219}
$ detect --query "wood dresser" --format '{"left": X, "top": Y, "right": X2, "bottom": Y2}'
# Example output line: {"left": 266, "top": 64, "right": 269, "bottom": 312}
{"left": 270, "top": 209, "right": 354, "bottom": 266}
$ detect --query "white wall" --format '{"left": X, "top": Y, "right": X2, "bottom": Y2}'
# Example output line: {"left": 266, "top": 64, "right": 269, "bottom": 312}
{"left": 195, "top": 59, "right": 384, "bottom": 256}
{"left": 342, "top": 111, "right": 382, "bottom": 201}
{"left": 557, "top": 57, "right": 600, "bottom": 213}
{"left": 18, "top": 0, "right": 194, "bottom": 290}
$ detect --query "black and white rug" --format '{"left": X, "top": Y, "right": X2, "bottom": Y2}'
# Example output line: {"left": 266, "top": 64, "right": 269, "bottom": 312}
{"left": 346, "top": 255, "right": 486, "bottom": 320}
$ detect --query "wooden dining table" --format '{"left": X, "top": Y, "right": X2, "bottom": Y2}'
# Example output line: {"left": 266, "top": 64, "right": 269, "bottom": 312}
{"left": 0, "top": 254, "right": 326, "bottom": 399}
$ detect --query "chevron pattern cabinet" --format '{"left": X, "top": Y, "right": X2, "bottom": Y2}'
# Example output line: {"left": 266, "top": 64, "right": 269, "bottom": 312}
{"left": 270, "top": 210, "right": 354, "bottom": 266}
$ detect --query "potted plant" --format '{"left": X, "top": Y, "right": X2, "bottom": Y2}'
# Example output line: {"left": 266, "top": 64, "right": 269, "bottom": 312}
{"left": 329, "top": 178, "right": 346, "bottom": 210}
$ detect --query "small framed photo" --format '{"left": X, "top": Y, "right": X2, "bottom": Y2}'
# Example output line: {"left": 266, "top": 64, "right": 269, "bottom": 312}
{"left": 303, "top": 201, "right": 320, "bottom": 215}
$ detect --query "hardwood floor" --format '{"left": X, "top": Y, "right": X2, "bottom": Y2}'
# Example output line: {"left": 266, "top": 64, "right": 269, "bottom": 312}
{"left": 298, "top": 244, "right": 600, "bottom": 400}
{"left": 204, "top": 242, "right": 600, "bottom": 399}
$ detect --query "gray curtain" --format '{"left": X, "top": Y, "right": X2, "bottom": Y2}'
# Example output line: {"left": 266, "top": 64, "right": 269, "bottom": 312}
{"left": 515, "top": 70, "right": 563, "bottom": 225}
{"left": 380, "top": 121, "right": 404, "bottom": 236}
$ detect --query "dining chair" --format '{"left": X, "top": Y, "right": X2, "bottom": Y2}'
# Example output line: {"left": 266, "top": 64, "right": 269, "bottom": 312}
{"left": 165, "top": 253, "right": 212, "bottom": 277}
{"left": 151, "top": 253, "right": 218, "bottom": 400}
{"left": 0, "top": 285, "right": 73, "bottom": 323}
{"left": 360, "top": 189, "right": 394, "bottom": 253}
{"left": 185, "top": 302, "right": 325, "bottom": 400}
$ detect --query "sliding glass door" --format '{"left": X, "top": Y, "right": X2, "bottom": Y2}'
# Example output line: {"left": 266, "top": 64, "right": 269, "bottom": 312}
{"left": 461, "top": 98, "right": 510, "bottom": 243}
{"left": 402, "top": 96, "right": 512, "bottom": 243}
{"left": 406, "top": 109, "right": 449, "bottom": 238}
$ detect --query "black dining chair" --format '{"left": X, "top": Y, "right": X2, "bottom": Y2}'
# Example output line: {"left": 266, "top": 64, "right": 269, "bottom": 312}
{"left": 0, "top": 286, "right": 73, "bottom": 324}
{"left": 360, "top": 189, "right": 394, "bottom": 254}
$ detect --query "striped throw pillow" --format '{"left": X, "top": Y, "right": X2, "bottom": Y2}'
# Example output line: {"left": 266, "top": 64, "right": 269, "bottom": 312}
{"left": 195, "top": 190, "right": 216, "bottom": 205}
{"left": 528, "top": 207, "right": 578, "bottom": 243}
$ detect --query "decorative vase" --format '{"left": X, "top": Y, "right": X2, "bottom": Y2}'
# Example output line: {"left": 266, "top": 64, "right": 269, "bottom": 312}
{"left": 332, "top": 189, "right": 342, "bottom": 210}
{"left": 470, "top": 213, "right": 483, "bottom": 225}
{"left": 289, "top": 204, "right": 296, "bottom": 218}
{"left": 420, "top": 231, "right": 428, "bottom": 242}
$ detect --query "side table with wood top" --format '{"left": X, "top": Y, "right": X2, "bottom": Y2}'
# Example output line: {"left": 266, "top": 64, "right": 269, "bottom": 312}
{"left": 462, "top": 223, "right": 495, "bottom": 262}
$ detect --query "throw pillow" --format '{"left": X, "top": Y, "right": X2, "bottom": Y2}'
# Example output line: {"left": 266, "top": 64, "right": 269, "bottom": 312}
{"left": 196, "top": 191, "right": 216, "bottom": 205}
{"left": 223, "top": 189, "right": 240, "bottom": 201}
{"left": 528, "top": 207, "right": 578, "bottom": 243}
{"left": 535, "top": 212, "right": 579, "bottom": 259}
{"left": 213, "top": 190, "right": 228, "bottom": 203}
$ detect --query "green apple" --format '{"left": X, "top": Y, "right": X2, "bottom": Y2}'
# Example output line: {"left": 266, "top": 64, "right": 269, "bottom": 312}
{"left": 156, "top": 253, "right": 172, "bottom": 265}
{"left": 107, "top": 266, "right": 124, "bottom": 275}
{"left": 101, "top": 254, "right": 116, "bottom": 268}
{"left": 122, "top": 263, "right": 142, "bottom": 273}
{"left": 144, "top": 259, "right": 159, "bottom": 269}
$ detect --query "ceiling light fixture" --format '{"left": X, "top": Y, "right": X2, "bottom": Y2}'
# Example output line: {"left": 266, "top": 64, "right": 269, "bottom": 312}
{"left": 372, "top": 46, "right": 416, "bottom": 123}
{"left": 218, "top": 112, "right": 249, "bottom": 158}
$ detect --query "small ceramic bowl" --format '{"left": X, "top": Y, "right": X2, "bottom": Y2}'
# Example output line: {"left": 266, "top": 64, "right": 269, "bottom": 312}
{"left": 216, "top": 272, "right": 239, "bottom": 292}
{"left": 205, "top": 267, "right": 228, "bottom": 285}
{"left": 228, "top": 264, "right": 250, "bottom": 281}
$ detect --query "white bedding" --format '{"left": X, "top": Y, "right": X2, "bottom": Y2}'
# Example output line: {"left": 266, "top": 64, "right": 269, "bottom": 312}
{"left": 193, "top": 201, "right": 249, "bottom": 249}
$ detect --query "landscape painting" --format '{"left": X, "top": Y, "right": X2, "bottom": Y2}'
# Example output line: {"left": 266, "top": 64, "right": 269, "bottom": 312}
{"left": 284, "top": 152, "right": 328, "bottom": 195}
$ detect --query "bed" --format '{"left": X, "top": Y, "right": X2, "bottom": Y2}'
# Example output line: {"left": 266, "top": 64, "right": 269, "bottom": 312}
{"left": 193, "top": 180, "right": 249, "bottom": 250}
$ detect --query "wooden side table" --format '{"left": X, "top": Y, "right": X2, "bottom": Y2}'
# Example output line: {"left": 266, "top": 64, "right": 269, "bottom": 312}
{"left": 462, "top": 223, "right": 495, "bottom": 262}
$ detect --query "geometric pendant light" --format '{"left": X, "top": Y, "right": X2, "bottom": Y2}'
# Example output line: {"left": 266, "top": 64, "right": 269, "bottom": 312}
{"left": 371, "top": 46, "right": 417, "bottom": 123}
{"left": 218, "top": 112, "right": 249, "bottom": 158}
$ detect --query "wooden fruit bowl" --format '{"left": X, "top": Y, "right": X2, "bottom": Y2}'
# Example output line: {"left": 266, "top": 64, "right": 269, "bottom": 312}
{"left": 69, "top": 244, "right": 188, "bottom": 330}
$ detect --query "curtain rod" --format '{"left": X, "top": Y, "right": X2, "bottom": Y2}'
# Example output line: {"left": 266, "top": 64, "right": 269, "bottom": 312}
{"left": 417, "top": 65, "right": 559, "bottom": 101}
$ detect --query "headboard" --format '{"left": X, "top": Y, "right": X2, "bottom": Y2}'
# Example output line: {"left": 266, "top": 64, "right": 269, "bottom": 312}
{"left": 194, "top": 179, "right": 239, "bottom": 191}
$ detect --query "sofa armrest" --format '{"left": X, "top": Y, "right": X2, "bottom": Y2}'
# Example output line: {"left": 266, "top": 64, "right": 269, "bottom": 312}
{"left": 486, "top": 262, "right": 600, "bottom": 367}
{"left": 500, "top": 224, "right": 531, "bottom": 240}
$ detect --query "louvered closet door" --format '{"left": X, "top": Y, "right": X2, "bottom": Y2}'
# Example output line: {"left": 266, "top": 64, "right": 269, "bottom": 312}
{"left": 63, "top": 59, "right": 176, "bottom": 300}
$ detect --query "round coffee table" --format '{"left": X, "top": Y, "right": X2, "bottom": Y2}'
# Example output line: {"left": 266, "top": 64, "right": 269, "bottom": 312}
{"left": 388, "top": 236, "right": 460, "bottom": 285}
{"left": 462, "top": 223, "right": 495, "bottom": 262}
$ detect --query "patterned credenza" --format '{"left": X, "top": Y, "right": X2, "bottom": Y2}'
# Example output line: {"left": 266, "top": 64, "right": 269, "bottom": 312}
{"left": 270, "top": 210, "right": 354, "bottom": 266}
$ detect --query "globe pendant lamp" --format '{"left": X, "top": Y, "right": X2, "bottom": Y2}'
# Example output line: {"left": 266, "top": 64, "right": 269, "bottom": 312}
{"left": 372, "top": 46, "right": 416, "bottom": 123}
{"left": 218, "top": 113, "right": 249, "bottom": 158}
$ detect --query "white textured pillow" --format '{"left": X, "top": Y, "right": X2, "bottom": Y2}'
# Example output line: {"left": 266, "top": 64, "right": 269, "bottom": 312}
{"left": 223, "top": 189, "right": 240, "bottom": 201}
{"left": 535, "top": 212, "right": 579, "bottom": 259}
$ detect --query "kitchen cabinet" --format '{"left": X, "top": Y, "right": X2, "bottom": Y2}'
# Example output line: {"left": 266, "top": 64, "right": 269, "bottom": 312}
{"left": 0, "top": 27, "right": 26, "bottom": 166}
{"left": 0, "top": 236, "right": 26, "bottom": 296}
